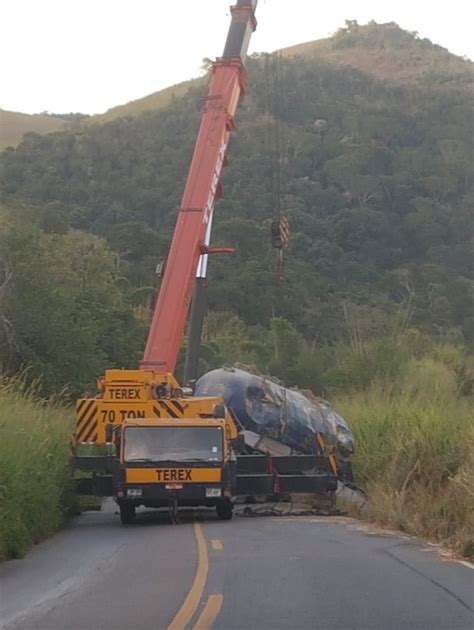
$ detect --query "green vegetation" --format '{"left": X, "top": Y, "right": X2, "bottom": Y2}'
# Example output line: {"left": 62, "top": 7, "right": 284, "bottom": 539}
{"left": 334, "top": 342, "right": 473, "bottom": 559}
{"left": 0, "top": 23, "right": 472, "bottom": 557}
{"left": 0, "top": 380, "right": 73, "bottom": 560}
{"left": 2, "top": 24, "right": 472, "bottom": 379}
{"left": 0, "top": 205, "right": 146, "bottom": 398}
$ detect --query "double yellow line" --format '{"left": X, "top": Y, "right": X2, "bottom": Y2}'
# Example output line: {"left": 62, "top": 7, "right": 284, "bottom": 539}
{"left": 168, "top": 523, "right": 223, "bottom": 630}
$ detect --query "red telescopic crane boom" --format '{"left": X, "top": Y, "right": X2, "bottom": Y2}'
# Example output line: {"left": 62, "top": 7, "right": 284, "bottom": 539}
{"left": 141, "top": 1, "right": 258, "bottom": 373}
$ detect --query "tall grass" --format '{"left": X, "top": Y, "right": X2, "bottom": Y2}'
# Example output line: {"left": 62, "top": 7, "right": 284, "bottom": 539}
{"left": 334, "top": 356, "right": 474, "bottom": 559}
{"left": 0, "top": 380, "right": 74, "bottom": 561}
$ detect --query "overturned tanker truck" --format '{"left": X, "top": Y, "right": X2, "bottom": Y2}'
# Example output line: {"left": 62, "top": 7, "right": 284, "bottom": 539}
{"left": 195, "top": 367, "right": 355, "bottom": 489}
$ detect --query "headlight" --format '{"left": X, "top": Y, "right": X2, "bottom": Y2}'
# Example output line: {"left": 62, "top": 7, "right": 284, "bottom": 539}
{"left": 206, "top": 487, "right": 221, "bottom": 498}
{"left": 127, "top": 488, "right": 142, "bottom": 497}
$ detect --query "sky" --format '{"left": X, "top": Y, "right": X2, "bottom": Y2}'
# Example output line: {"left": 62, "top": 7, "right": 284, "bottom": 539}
{"left": 1, "top": 0, "right": 473, "bottom": 116}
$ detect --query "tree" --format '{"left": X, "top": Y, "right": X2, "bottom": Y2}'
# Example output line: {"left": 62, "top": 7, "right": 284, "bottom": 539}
{"left": 0, "top": 220, "right": 145, "bottom": 396}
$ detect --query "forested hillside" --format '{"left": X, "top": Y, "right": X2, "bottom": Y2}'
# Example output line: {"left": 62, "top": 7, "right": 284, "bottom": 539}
{"left": 1, "top": 22, "right": 473, "bottom": 396}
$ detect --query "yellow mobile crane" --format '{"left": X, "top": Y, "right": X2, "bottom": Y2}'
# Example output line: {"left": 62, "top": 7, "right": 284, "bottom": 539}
{"left": 74, "top": 1, "right": 338, "bottom": 524}
{"left": 76, "top": 370, "right": 240, "bottom": 522}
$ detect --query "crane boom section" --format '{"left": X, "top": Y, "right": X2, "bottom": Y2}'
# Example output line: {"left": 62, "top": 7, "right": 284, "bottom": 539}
{"left": 141, "top": 1, "right": 257, "bottom": 372}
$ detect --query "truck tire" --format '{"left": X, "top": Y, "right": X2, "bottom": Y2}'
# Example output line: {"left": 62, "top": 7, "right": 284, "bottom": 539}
{"left": 216, "top": 499, "right": 233, "bottom": 521}
{"left": 119, "top": 502, "right": 136, "bottom": 525}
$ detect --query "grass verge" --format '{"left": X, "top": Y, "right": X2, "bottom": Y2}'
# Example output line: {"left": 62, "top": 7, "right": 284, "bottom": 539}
{"left": 335, "top": 357, "right": 474, "bottom": 559}
{"left": 0, "top": 380, "right": 74, "bottom": 561}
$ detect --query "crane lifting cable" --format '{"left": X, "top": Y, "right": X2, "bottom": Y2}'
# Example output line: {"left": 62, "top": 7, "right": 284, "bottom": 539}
{"left": 265, "top": 51, "right": 290, "bottom": 282}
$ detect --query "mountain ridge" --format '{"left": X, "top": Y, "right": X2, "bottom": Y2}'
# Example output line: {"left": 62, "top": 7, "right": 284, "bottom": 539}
{"left": 0, "top": 110, "right": 67, "bottom": 150}
{"left": 281, "top": 21, "right": 473, "bottom": 88}
{"left": 88, "top": 22, "right": 473, "bottom": 125}
{"left": 1, "top": 22, "right": 472, "bottom": 148}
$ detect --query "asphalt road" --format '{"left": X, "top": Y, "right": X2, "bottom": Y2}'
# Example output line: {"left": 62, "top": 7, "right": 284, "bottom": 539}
{"left": 1, "top": 501, "right": 473, "bottom": 630}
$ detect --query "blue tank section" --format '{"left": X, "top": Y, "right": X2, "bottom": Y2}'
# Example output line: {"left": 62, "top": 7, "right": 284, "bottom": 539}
{"left": 195, "top": 367, "right": 354, "bottom": 458}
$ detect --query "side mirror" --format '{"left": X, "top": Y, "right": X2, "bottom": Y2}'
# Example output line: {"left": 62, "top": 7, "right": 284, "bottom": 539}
{"left": 213, "top": 403, "right": 226, "bottom": 419}
{"left": 105, "top": 423, "right": 114, "bottom": 442}
{"left": 235, "top": 433, "right": 246, "bottom": 453}
{"left": 105, "top": 424, "right": 122, "bottom": 443}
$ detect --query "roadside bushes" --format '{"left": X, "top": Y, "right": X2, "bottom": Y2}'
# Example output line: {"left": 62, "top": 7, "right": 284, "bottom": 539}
{"left": 0, "top": 381, "right": 73, "bottom": 561}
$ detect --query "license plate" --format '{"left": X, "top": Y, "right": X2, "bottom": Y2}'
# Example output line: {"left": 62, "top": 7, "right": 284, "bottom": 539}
{"left": 206, "top": 487, "right": 221, "bottom": 497}
{"left": 165, "top": 483, "right": 183, "bottom": 490}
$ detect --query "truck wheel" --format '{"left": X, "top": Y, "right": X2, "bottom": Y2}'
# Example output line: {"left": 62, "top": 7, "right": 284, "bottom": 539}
{"left": 216, "top": 499, "right": 233, "bottom": 521}
{"left": 119, "top": 502, "right": 136, "bottom": 525}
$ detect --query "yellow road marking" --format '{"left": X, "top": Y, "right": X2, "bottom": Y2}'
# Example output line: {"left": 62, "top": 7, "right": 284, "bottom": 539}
{"left": 211, "top": 539, "right": 223, "bottom": 551}
{"left": 168, "top": 523, "right": 209, "bottom": 630}
{"left": 193, "top": 594, "right": 224, "bottom": 630}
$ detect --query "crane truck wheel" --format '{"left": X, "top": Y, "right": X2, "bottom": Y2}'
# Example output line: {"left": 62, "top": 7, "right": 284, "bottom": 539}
{"left": 216, "top": 499, "right": 233, "bottom": 521}
{"left": 119, "top": 502, "right": 136, "bottom": 525}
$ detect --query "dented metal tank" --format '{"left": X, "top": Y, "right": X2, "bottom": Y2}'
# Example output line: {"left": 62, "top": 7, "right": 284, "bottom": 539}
{"left": 194, "top": 367, "right": 354, "bottom": 463}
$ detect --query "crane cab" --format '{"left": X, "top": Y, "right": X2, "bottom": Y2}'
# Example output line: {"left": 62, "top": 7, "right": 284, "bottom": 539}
{"left": 115, "top": 417, "right": 236, "bottom": 523}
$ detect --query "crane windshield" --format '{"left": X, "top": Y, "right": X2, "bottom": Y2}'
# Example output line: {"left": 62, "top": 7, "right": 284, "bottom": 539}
{"left": 123, "top": 426, "right": 223, "bottom": 464}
